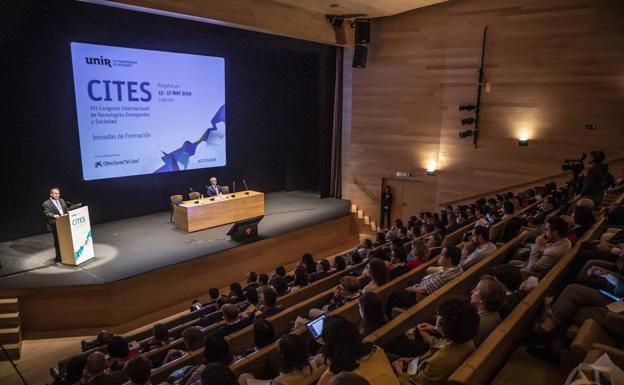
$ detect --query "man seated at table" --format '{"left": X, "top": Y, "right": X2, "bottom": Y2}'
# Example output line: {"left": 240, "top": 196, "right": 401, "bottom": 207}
{"left": 207, "top": 177, "right": 223, "bottom": 196}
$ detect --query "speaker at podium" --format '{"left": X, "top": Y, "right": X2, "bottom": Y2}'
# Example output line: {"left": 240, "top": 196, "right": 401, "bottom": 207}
{"left": 56, "top": 206, "right": 95, "bottom": 265}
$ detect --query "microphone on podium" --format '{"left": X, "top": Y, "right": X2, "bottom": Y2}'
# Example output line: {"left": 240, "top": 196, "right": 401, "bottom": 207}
{"left": 243, "top": 179, "right": 250, "bottom": 195}
{"left": 233, "top": 181, "right": 236, "bottom": 194}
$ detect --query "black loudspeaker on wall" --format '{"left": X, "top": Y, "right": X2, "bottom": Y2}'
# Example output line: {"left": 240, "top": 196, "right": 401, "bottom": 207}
{"left": 353, "top": 45, "right": 368, "bottom": 68}
{"left": 354, "top": 19, "right": 370, "bottom": 44}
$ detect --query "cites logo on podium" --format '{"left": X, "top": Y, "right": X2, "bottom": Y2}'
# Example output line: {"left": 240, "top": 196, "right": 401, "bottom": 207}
{"left": 71, "top": 216, "right": 86, "bottom": 226}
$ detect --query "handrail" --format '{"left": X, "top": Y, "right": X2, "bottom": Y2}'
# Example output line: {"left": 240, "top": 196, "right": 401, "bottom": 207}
{"left": 439, "top": 156, "right": 624, "bottom": 207}
{"left": 353, "top": 176, "right": 379, "bottom": 203}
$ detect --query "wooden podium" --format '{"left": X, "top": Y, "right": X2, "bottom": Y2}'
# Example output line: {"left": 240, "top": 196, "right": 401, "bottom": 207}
{"left": 56, "top": 206, "right": 95, "bottom": 265}
{"left": 173, "top": 190, "right": 265, "bottom": 232}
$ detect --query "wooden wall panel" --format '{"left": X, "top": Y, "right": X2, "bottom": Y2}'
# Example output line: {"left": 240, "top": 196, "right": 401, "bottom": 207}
{"left": 344, "top": 0, "right": 624, "bottom": 218}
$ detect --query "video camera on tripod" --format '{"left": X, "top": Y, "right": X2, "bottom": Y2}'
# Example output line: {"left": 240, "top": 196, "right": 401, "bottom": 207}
{"left": 561, "top": 153, "right": 586, "bottom": 174}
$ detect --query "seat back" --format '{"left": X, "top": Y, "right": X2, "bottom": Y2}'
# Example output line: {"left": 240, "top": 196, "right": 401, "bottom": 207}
{"left": 170, "top": 194, "right": 183, "bottom": 205}
{"left": 222, "top": 186, "right": 230, "bottom": 194}
{"left": 188, "top": 192, "right": 201, "bottom": 200}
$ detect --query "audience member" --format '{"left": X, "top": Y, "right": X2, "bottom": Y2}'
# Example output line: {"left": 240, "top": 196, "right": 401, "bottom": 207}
{"left": 291, "top": 266, "right": 310, "bottom": 291}
{"left": 211, "top": 304, "right": 251, "bottom": 339}
{"left": 228, "top": 282, "right": 245, "bottom": 303}
{"left": 358, "top": 292, "right": 387, "bottom": 337}
{"left": 53, "top": 354, "right": 86, "bottom": 385}
{"left": 363, "top": 258, "right": 389, "bottom": 293}
{"left": 508, "top": 216, "right": 571, "bottom": 277}
{"left": 124, "top": 356, "right": 152, "bottom": 385}
{"left": 84, "top": 351, "right": 117, "bottom": 385}
{"left": 385, "top": 247, "right": 463, "bottom": 317}
{"left": 309, "top": 276, "right": 362, "bottom": 319}
{"left": 333, "top": 255, "right": 347, "bottom": 271}
{"left": 470, "top": 275, "right": 505, "bottom": 345}
{"left": 317, "top": 316, "right": 399, "bottom": 385}
{"left": 310, "top": 259, "right": 331, "bottom": 283}
{"left": 270, "top": 334, "right": 318, "bottom": 385}
{"left": 301, "top": 253, "right": 316, "bottom": 275}
{"left": 143, "top": 323, "right": 170, "bottom": 353}
{"left": 391, "top": 298, "right": 479, "bottom": 385}
{"left": 243, "top": 271, "right": 258, "bottom": 291}
{"left": 271, "top": 275, "right": 290, "bottom": 297}
{"left": 406, "top": 240, "right": 430, "bottom": 269}
{"left": 389, "top": 246, "right": 411, "bottom": 279}
{"left": 460, "top": 225, "right": 497, "bottom": 270}
{"left": 257, "top": 287, "right": 283, "bottom": 318}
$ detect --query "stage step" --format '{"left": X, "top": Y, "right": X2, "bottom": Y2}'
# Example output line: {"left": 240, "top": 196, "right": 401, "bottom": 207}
{"left": 370, "top": 221, "right": 377, "bottom": 231}
{"left": 0, "top": 312, "right": 20, "bottom": 328}
{"left": 0, "top": 298, "right": 22, "bottom": 361}
{"left": 0, "top": 298, "right": 18, "bottom": 313}
{"left": 0, "top": 341, "right": 21, "bottom": 360}
{"left": 357, "top": 210, "right": 364, "bottom": 219}
{"left": 363, "top": 215, "right": 370, "bottom": 225}
{"left": 350, "top": 204, "right": 357, "bottom": 213}
{"left": 0, "top": 326, "right": 21, "bottom": 343}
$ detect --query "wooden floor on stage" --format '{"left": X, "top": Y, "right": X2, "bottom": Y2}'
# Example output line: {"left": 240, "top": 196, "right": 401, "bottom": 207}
{"left": 0, "top": 191, "right": 356, "bottom": 336}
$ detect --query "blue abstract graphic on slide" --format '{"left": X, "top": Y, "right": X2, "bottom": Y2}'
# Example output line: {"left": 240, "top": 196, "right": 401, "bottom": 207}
{"left": 70, "top": 42, "right": 226, "bottom": 181}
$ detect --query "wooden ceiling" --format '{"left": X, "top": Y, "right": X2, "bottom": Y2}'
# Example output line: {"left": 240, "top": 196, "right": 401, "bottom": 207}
{"left": 270, "top": 0, "right": 448, "bottom": 18}
{"left": 106, "top": 0, "right": 448, "bottom": 45}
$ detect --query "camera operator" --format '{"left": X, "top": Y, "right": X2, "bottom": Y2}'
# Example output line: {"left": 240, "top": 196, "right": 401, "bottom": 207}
{"left": 577, "top": 150, "right": 608, "bottom": 206}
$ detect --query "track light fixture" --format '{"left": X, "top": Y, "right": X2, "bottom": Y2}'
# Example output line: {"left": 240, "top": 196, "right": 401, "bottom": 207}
{"left": 461, "top": 117, "right": 475, "bottom": 126}
{"left": 459, "top": 129, "right": 474, "bottom": 139}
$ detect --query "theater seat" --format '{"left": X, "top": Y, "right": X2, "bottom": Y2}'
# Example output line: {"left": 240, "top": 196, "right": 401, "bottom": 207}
{"left": 570, "top": 319, "right": 616, "bottom": 363}
{"left": 584, "top": 343, "right": 624, "bottom": 368}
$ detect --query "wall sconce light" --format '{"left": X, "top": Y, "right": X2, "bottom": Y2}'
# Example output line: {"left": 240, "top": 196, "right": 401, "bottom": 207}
{"left": 426, "top": 169, "right": 436, "bottom": 176}
{"left": 518, "top": 138, "right": 528, "bottom": 147}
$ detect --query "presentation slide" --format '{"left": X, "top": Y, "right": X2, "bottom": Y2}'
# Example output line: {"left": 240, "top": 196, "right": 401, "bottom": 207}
{"left": 70, "top": 42, "right": 226, "bottom": 181}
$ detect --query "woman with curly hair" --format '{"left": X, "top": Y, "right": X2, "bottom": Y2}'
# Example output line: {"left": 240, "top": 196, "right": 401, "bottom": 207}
{"left": 392, "top": 298, "right": 479, "bottom": 385}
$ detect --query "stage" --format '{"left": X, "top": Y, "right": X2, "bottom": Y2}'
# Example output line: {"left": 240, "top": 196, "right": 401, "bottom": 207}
{"left": 0, "top": 191, "right": 351, "bottom": 289}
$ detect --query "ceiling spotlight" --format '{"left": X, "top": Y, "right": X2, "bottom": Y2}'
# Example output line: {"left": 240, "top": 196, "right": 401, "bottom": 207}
{"left": 459, "top": 129, "right": 473, "bottom": 139}
{"left": 459, "top": 104, "right": 476, "bottom": 112}
{"left": 461, "top": 117, "right": 475, "bottom": 126}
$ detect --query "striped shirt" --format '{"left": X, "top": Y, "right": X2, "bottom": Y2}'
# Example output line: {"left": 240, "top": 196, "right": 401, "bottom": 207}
{"left": 420, "top": 266, "right": 463, "bottom": 295}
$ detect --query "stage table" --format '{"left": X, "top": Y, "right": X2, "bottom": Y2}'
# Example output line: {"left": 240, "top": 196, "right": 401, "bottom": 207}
{"left": 173, "top": 190, "right": 265, "bottom": 232}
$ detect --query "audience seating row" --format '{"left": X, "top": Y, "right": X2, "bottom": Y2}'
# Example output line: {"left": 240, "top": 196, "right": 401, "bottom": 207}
{"left": 447, "top": 193, "right": 622, "bottom": 385}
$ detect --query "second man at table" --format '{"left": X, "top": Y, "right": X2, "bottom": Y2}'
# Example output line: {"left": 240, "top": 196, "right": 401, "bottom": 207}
{"left": 207, "top": 177, "right": 223, "bottom": 196}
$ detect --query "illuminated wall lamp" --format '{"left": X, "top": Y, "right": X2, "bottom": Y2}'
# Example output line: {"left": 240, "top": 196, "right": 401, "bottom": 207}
{"left": 426, "top": 168, "right": 436, "bottom": 176}
{"left": 517, "top": 138, "right": 529, "bottom": 147}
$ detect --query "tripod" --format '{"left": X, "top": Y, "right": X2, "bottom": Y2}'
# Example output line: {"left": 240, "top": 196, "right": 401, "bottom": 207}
{"left": 0, "top": 341, "right": 28, "bottom": 385}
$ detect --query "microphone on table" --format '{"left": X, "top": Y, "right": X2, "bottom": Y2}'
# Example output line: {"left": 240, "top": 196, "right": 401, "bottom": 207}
{"left": 243, "top": 179, "right": 250, "bottom": 195}
{"left": 233, "top": 181, "right": 236, "bottom": 193}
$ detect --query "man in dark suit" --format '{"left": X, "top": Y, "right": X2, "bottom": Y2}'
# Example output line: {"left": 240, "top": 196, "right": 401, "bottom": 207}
{"left": 210, "top": 303, "right": 251, "bottom": 339}
{"left": 380, "top": 185, "right": 393, "bottom": 229}
{"left": 42, "top": 187, "right": 69, "bottom": 263}
{"left": 206, "top": 176, "right": 222, "bottom": 196}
